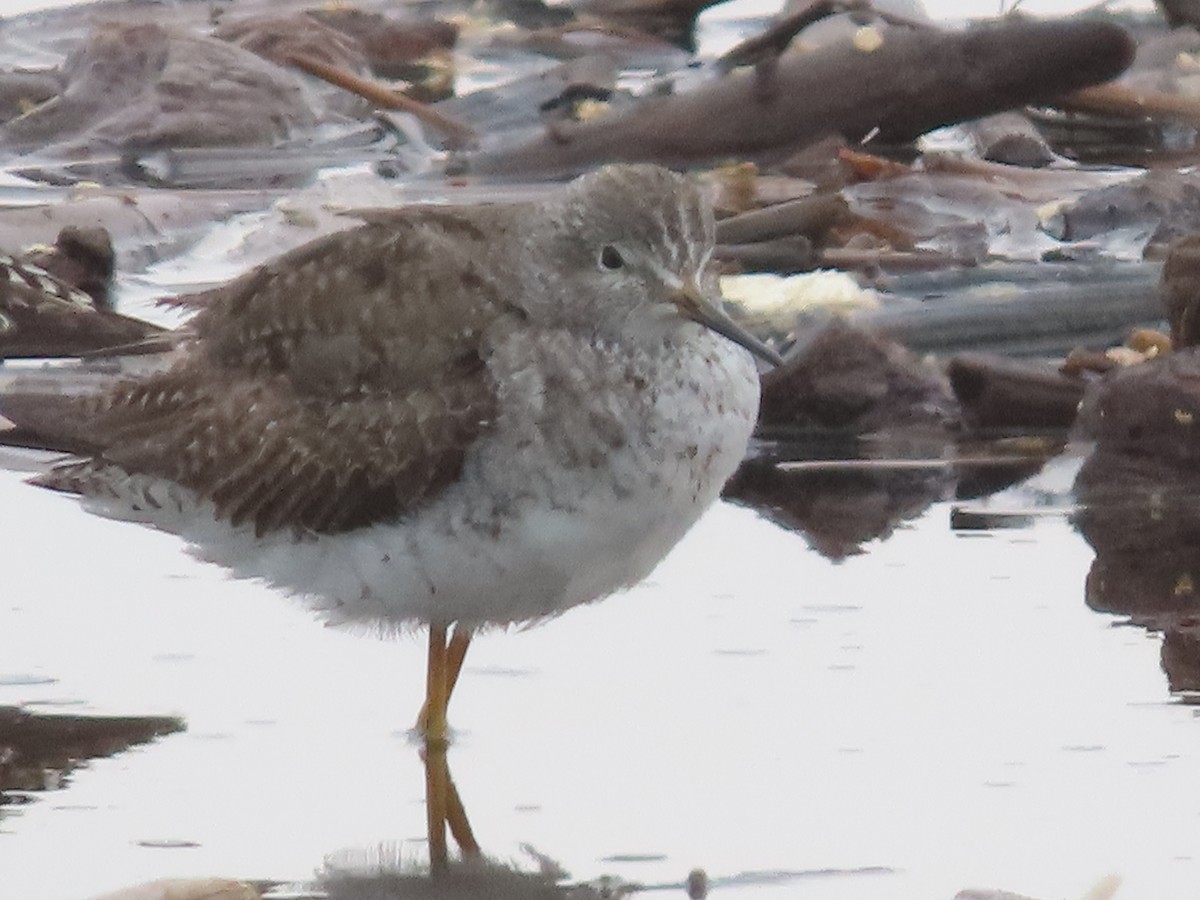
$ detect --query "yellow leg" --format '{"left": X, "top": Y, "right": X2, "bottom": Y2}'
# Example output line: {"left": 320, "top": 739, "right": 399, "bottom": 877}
{"left": 423, "top": 623, "right": 451, "bottom": 745}
{"left": 444, "top": 627, "right": 472, "bottom": 702}
{"left": 445, "top": 767, "right": 481, "bottom": 859}
{"left": 422, "top": 741, "right": 481, "bottom": 873}
{"left": 417, "top": 625, "right": 472, "bottom": 742}
{"left": 423, "top": 744, "right": 449, "bottom": 875}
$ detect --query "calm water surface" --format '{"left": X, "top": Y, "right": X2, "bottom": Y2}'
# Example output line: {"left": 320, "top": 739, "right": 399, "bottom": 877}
{"left": 0, "top": 0, "right": 1194, "bottom": 896}
{"left": 3, "top": 452, "right": 1199, "bottom": 899}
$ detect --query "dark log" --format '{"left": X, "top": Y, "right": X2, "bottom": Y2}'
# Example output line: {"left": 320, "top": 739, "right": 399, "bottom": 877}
{"left": 1155, "top": 0, "right": 1200, "bottom": 30}
{"left": 947, "top": 352, "right": 1087, "bottom": 431}
{"left": 467, "top": 18, "right": 1135, "bottom": 177}
{"left": 715, "top": 236, "right": 816, "bottom": 273}
{"left": 1160, "top": 233, "right": 1200, "bottom": 348}
{"left": 965, "top": 111, "right": 1055, "bottom": 168}
{"left": 758, "top": 317, "right": 958, "bottom": 436}
{"left": 820, "top": 247, "right": 975, "bottom": 272}
{"left": 715, "top": 192, "right": 849, "bottom": 244}
{"left": 1075, "top": 348, "right": 1200, "bottom": 464}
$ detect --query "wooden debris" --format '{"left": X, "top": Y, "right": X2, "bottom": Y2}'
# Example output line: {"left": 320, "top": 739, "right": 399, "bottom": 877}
{"left": 715, "top": 236, "right": 816, "bottom": 273}
{"left": 859, "top": 270, "right": 1162, "bottom": 356}
{"left": 947, "top": 352, "right": 1087, "bottom": 431}
{"left": 285, "top": 54, "right": 476, "bottom": 147}
{"left": 716, "top": 193, "right": 850, "bottom": 244}
{"left": 1056, "top": 81, "right": 1200, "bottom": 130}
{"left": 757, "top": 317, "right": 957, "bottom": 435}
{"left": 1161, "top": 233, "right": 1200, "bottom": 348}
{"left": 468, "top": 18, "right": 1135, "bottom": 176}
{"left": 966, "top": 111, "right": 1055, "bottom": 168}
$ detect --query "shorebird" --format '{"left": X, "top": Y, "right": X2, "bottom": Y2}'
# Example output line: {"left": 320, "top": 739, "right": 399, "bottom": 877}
{"left": 16, "top": 164, "right": 780, "bottom": 743}
{"left": 0, "top": 228, "right": 163, "bottom": 360}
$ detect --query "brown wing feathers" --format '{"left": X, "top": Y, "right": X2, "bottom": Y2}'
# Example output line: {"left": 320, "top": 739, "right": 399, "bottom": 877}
{"left": 57, "top": 213, "right": 508, "bottom": 537}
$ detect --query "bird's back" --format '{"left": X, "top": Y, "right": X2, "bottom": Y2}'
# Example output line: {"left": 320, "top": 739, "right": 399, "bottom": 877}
{"left": 36, "top": 204, "right": 528, "bottom": 538}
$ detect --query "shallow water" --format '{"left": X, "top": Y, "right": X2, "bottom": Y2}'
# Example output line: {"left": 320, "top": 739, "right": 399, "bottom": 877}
{"left": 1, "top": 0, "right": 1195, "bottom": 896}
{"left": 3, "top": 450, "right": 1199, "bottom": 899}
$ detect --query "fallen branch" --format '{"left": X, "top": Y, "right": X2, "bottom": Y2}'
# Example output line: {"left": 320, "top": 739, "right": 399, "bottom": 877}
{"left": 468, "top": 18, "right": 1135, "bottom": 177}
{"left": 1055, "top": 81, "right": 1200, "bottom": 130}
{"left": 286, "top": 53, "right": 476, "bottom": 147}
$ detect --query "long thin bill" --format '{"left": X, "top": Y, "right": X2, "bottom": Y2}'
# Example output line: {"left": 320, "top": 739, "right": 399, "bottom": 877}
{"left": 674, "top": 286, "right": 785, "bottom": 367}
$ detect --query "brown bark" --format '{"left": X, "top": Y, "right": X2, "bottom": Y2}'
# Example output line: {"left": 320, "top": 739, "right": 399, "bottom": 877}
{"left": 467, "top": 18, "right": 1135, "bottom": 177}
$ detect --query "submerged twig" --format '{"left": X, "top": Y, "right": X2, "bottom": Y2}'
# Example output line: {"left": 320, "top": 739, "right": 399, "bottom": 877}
{"left": 286, "top": 53, "right": 476, "bottom": 147}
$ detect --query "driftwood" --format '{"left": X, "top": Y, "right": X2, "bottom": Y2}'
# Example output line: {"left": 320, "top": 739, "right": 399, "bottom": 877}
{"left": 714, "top": 236, "right": 816, "bottom": 273}
{"left": 820, "top": 247, "right": 974, "bottom": 272}
{"left": 467, "top": 19, "right": 1135, "bottom": 177}
{"left": 965, "top": 111, "right": 1055, "bottom": 168}
{"left": 1055, "top": 80, "right": 1200, "bottom": 130}
{"left": 1156, "top": 0, "right": 1200, "bottom": 29}
{"left": 758, "top": 317, "right": 958, "bottom": 435}
{"left": 287, "top": 53, "right": 475, "bottom": 146}
{"left": 947, "top": 352, "right": 1087, "bottom": 431}
{"left": 858, "top": 268, "right": 1163, "bottom": 356}
{"left": 715, "top": 193, "right": 850, "bottom": 244}
{"left": 1162, "top": 233, "right": 1200, "bottom": 347}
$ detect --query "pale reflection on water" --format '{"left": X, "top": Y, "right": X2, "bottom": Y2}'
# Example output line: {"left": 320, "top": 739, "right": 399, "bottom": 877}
{"left": 2, "top": 454, "right": 1199, "bottom": 900}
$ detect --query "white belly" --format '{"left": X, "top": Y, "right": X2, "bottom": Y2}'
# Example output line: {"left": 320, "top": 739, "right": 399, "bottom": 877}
{"left": 95, "top": 327, "right": 761, "bottom": 629}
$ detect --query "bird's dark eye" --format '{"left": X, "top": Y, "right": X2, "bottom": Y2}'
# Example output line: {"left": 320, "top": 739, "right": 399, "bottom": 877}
{"left": 599, "top": 245, "right": 624, "bottom": 270}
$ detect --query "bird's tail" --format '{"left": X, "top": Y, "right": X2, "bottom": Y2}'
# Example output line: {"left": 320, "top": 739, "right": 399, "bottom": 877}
{"left": 0, "top": 356, "right": 166, "bottom": 459}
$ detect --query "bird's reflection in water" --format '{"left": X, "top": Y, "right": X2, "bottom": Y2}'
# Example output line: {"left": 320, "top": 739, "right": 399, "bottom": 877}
{"left": 301, "top": 747, "right": 637, "bottom": 900}
{"left": 421, "top": 745, "right": 481, "bottom": 877}
{"left": 1074, "top": 450, "right": 1200, "bottom": 702}
{"left": 283, "top": 748, "right": 891, "bottom": 900}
